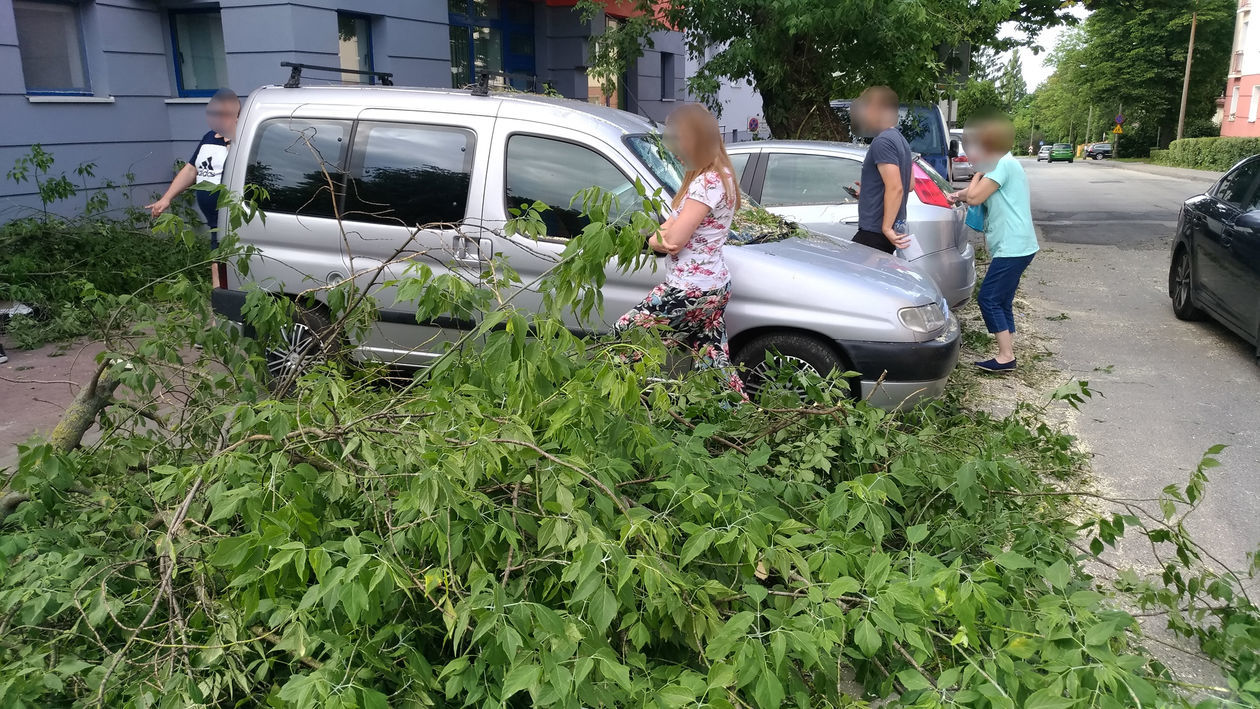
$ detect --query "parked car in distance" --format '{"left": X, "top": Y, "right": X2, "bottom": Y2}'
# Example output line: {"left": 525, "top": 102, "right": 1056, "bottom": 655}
{"left": 830, "top": 99, "right": 955, "bottom": 181}
{"left": 1037, "top": 145, "right": 1052, "bottom": 162}
{"left": 213, "top": 84, "right": 961, "bottom": 408}
{"left": 726, "top": 140, "right": 977, "bottom": 309}
{"left": 1168, "top": 154, "right": 1260, "bottom": 351}
{"left": 949, "top": 129, "right": 974, "bottom": 182}
{"left": 1085, "top": 142, "right": 1113, "bottom": 160}
{"left": 1047, "top": 143, "right": 1074, "bottom": 163}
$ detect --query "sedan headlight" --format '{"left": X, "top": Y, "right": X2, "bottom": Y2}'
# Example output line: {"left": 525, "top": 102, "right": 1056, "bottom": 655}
{"left": 898, "top": 303, "right": 947, "bottom": 334}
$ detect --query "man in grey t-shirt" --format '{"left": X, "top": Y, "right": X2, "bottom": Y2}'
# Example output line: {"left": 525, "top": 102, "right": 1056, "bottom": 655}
{"left": 851, "top": 86, "right": 912, "bottom": 254}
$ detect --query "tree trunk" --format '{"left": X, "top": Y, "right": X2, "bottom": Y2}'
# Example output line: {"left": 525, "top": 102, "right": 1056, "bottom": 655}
{"left": 760, "top": 84, "right": 849, "bottom": 141}
{"left": 0, "top": 362, "right": 122, "bottom": 523}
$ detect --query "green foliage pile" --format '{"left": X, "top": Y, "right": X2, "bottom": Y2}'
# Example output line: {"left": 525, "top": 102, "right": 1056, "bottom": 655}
{"left": 1150, "top": 137, "right": 1260, "bottom": 172}
{"left": 1, "top": 146, "right": 210, "bottom": 348}
{"left": 0, "top": 192, "right": 1256, "bottom": 708}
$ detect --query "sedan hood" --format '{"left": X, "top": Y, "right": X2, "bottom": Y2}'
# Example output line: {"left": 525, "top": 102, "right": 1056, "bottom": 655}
{"left": 733, "top": 233, "right": 941, "bottom": 304}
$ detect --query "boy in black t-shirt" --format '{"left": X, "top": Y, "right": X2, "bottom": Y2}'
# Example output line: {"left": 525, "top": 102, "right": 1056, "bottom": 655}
{"left": 147, "top": 89, "right": 240, "bottom": 247}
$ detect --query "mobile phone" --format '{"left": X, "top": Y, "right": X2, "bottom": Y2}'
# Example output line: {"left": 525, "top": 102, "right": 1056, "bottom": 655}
{"left": 843, "top": 184, "right": 859, "bottom": 199}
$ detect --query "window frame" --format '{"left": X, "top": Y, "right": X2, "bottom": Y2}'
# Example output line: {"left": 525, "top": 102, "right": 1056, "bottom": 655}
{"left": 337, "top": 11, "right": 376, "bottom": 85}
{"left": 758, "top": 152, "right": 862, "bottom": 208}
{"left": 660, "top": 52, "right": 676, "bottom": 101}
{"left": 169, "top": 7, "right": 228, "bottom": 98}
{"left": 1212, "top": 158, "right": 1260, "bottom": 209}
{"left": 502, "top": 132, "right": 643, "bottom": 242}
{"left": 1250, "top": 84, "right": 1260, "bottom": 123}
{"left": 14, "top": 0, "right": 92, "bottom": 96}
{"left": 343, "top": 120, "right": 478, "bottom": 228}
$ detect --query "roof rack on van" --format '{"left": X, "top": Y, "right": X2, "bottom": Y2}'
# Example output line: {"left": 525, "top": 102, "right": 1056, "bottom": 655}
{"left": 281, "top": 61, "right": 394, "bottom": 88}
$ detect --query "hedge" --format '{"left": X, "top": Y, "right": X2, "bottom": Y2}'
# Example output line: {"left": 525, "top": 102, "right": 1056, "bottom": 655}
{"left": 1151, "top": 136, "right": 1260, "bottom": 171}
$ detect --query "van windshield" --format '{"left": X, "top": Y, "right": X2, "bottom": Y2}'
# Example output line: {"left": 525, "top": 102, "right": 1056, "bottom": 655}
{"left": 626, "top": 134, "right": 683, "bottom": 196}
{"left": 899, "top": 106, "right": 946, "bottom": 156}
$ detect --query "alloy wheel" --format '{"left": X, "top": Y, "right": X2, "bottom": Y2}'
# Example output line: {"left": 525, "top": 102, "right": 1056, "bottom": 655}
{"left": 745, "top": 353, "right": 822, "bottom": 400}
{"left": 266, "top": 322, "right": 327, "bottom": 383}
{"left": 1174, "top": 254, "right": 1192, "bottom": 310}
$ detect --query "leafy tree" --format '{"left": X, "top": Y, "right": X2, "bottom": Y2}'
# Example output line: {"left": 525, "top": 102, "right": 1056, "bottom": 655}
{"left": 955, "top": 80, "right": 1005, "bottom": 125}
{"left": 996, "top": 53, "right": 1029, "bottom": 110}
{"left": 1028, "top": 0, "right": 1234, "bottom": 154}
{"left": 579, "top": 0, "right": 1077, "bottom": 139}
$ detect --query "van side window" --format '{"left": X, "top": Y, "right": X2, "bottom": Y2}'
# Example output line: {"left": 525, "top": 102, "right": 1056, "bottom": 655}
{"left": 344, "top": 122, "right": 475, "bottom": 227}
{"left": 505, "top": 135, "right": 640, "bottom": 239}
{"left": 245, "top": 120, "right": 350, "bottom": 218}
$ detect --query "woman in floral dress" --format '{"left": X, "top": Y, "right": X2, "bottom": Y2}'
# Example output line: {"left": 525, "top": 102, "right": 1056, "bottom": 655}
{"left": 613, "top": 103, "right": 745, "bottom": 395}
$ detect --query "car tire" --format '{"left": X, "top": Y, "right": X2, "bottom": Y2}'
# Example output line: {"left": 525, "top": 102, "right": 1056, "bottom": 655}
{"left": 1069, "top": 159, "right": 1074, "bottom": 164}
{"left": 1169, "top": 247, "right": 1204, "bottom": 321}
{"left": 733, "top": 332, "right": 851, "bottom": 401}
{"left": 265, "top": 305, "right": 341, "bottom": 394}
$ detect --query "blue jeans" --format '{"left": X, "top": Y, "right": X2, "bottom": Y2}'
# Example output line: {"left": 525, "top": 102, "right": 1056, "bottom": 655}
{"left": 978, "top": 254, "right": 1035, "bottom": 334}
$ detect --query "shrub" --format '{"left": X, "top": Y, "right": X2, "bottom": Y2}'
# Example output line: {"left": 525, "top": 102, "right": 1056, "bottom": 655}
{"left": 1, "top": 146, "right": 210, "bottom": 348}
{"left": 1162, "top": 136, "right": 1260, "bottom": 171}
{"left": 1149, "top": 149, "right": 1170, "bottom": 164}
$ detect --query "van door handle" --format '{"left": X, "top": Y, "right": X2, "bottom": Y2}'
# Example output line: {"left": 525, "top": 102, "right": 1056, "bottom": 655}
{"left": 452, "top": 234, "right": 492, "bottom": 263}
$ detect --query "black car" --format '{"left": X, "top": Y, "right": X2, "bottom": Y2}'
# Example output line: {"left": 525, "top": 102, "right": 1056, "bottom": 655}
{"left": 1085, "top": 143, "right": 1112, "bottom": 160}
{"left": 1169, "top": 155, "right": 1260, "bottom": 350}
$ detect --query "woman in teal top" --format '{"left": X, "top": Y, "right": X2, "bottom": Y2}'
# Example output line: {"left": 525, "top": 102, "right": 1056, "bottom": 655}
{"left": 950, "top": 117, "right": 1039, "bottom": 373}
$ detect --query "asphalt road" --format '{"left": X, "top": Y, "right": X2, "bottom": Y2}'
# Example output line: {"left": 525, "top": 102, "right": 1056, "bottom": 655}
{"left": 1020, "top": 157, "right": 1259, "bottom": 582}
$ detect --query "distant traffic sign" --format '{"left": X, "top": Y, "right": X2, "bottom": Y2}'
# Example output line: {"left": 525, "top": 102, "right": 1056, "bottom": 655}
{"left": 1112, "top": 124, "right": 1124, "bottom": 134}
{"left": 1115, "top": 113, "right": 1125, "bottom": 125}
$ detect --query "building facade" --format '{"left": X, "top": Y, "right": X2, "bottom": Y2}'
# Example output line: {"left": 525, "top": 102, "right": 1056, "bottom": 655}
{"left": 0, "top": 0, "right": 688, "bottom": 216}
{"left": 1222, "top": 0, "right": 1260, "bottom": 137}
{"left": 684, "top": 50, "right": 769, "bottom": 143}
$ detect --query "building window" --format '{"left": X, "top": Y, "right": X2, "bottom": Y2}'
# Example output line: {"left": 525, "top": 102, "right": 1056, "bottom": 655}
{"left": 171, "top": 10, "right": 228, "bottom": 97}
{"left": 13, "top": 1, "right": 90, "bottom": 94}
{"left": 660, "top": 52, "right": 676, "bottom": 101}
{"left": 1251, "top": 86, "right": 1260, "bottom": 123}
{"left": 587, "top": 16, "right": 625, "bottom": 109}
{"left": 449, "top": 0, "right": 535, "bottom": 90}
{"left": 338, "top": 13, "right": 374, "bottom": 84}
{"left": 1231, "top": 85, "right": 1241, "bottom": 120}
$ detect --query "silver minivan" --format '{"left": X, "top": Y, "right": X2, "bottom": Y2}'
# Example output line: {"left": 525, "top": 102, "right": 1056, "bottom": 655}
{"left": 726, "top": 141, "right": 976, "bottom": 308}
{"left": 211, "top": 85, "right": 961, "bottom": 408}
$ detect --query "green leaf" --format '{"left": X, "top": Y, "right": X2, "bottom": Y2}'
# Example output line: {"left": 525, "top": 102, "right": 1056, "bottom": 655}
{"left": 1024, "top": 688, "right": 1078, "bottom": 709}
{"left": 1043, "top": 559, "right": 1070, "bottom": 589}
{"left": 854, "top": 618, "right": 881, "bottom": 657}
{"left": 501, "top": 663, "right": 541, "bottom": 700}
{"left": 679, "top": 528, "right": 716, "bottom": 567}
{"left": 994, "top": 550, "right": 1033, "bottom": 570}
{"left": 704, "top": 611, "right": 757, "bottom": 661}
{"left": 905, "top": 524, "right": 929, "bottom": 544}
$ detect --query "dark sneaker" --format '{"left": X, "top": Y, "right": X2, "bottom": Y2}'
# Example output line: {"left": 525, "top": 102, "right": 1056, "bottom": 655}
{"left": 975, "top": 358, "right": 1016, "bottom": 373}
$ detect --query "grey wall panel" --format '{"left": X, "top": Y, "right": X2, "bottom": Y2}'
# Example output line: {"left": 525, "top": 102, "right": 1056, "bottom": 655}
{"left": 101, "top": 53, "right": 176, "bottom": 97}
{"left": 95, "top": 4, "right": 166, "bottom": 55}
{"left": 0, "top": 45, "right": 26, "bottom": 95}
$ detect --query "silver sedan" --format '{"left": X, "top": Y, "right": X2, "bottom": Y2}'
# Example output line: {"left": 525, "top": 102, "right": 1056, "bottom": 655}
{"left": 726, "top": 141, "right": 977, "bottom": 308}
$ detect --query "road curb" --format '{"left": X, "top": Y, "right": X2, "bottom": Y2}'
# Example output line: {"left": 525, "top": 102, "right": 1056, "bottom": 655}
{"left": 1095, "top": 160, "right": 1225, "bottom": 182}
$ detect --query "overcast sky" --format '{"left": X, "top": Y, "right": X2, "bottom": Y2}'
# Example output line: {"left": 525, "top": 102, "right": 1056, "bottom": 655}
{"left": 1000, "top": 5, "right": 1092, "bottom": 90}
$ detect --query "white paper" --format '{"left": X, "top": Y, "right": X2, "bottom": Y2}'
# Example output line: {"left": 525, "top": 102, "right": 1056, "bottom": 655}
{"left": 898, "top": 233, "right": 926, "bottom": 261}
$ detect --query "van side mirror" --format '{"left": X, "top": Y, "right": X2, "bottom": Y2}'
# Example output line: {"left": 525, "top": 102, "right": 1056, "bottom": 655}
{"left": 949, "top": 139, "right": 962, "bottom": 159}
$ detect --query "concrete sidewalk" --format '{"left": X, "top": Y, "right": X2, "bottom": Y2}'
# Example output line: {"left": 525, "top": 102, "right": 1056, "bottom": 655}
{"left": 1096, "top": 159, "right": 1225, "bottom": 182}
{"left": 0, "top": 338, "right": 108, "bottom": 470}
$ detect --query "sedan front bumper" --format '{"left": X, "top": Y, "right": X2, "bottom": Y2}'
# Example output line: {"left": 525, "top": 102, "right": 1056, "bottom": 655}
{"left": 840, "top": 316, "right": 961, "bottom": 410}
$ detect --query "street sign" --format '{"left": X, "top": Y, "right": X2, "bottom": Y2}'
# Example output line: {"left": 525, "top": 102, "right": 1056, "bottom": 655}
{"left": 1115, "top": 113, "right": 1125, "bottom": 125}
{"left": 748, "top": 116, "right": 760, "bottom": 134}
{"left": 1113, "top": 124, "right": 1124, "bottom": 134}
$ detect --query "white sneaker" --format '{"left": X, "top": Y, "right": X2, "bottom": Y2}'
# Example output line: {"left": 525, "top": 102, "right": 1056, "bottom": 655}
{"left": 0, "top": 345, "right": 8, "bottom": 365}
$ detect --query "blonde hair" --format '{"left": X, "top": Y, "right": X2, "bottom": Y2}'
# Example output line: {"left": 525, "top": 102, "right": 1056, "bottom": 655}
{"left": 667, "top": 103, "right": 742, "bottom": 212}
